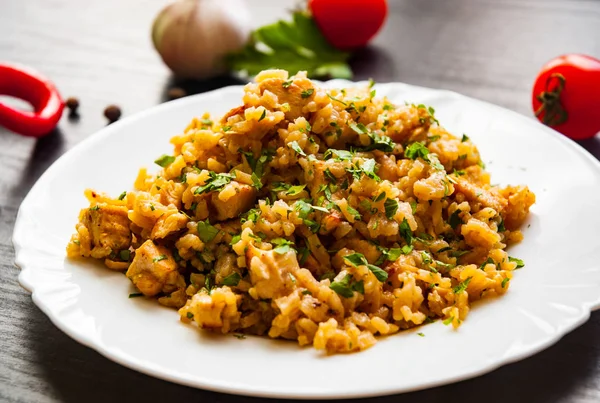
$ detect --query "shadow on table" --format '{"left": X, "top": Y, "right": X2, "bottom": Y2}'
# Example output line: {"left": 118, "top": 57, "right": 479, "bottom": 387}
{"left": 25, "top": 302, "right": 600, "bottom": 403}
{"left": 160, "top": 75, "right": 246, "bottom": 102}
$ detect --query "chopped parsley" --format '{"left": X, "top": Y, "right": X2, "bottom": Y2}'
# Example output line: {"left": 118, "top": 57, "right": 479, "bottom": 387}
{"left": 327, "top": 93, "right": 347, "bottom": 106}
{"left": 197, "top": 220, "right": 220, "bottom": 243}
{"left": 501, "top": 277, "right": 510, "bottom": 288}
{"left": 222, "top": 272, "right": 241, "bottom": 286}
{"left": 233, "top": 333, "right": 246, "bottom": 339}
{"left": 417, "top": 332, "right": 425, "bottom": 337}
{"left": 128, "top": 293, "right": 144, "bottom": 298}
{"left": 89, "top": 205, "right": 100, "bottom": 211}
{"left": 186, "top": 312, "right": 194, "bottom": 319}
{"left": 153, "top": 254, "right": 167, "bottom": 263}
{"left": 289, "top": 141, "right": 306, "bottom": 156}
{"left": 509, "top": 256, "right": 525, "bottom": 268}
{"left": 286, "top": 184, "right": 306, "bottom": 196}
{"left": 343, "top": 253, "right": 388, "bottom": 282}
{"left": 479, "top": 257, "right": 495, "bottom": 270}
{"left": 346, "top": 205, "right": 362, "bottom": 221}
{"left": 194, "top": 172, "right": 234, "bottom": 194}
{"left": 271, "top": 238, "right": 296, "bottom": 254}
{"left": 118, "top": 191, "right": 127, "bottom": 200}
{"left": 349, "top": 122, "right": 368, "bottom": 135}
{"left": 399, "top": 218, "right": 413, "bottom": 245}
{"left": 448, "top": 209, "right": 463, "bottom": 229}
{"left": 443, "top": 316, "right": 454, "bottom": 326}
{"left": 453, "top": 277, "right": 472, "bottom": 294}
{"left": 282, "top": 79, "right": 293, "bottom": 89}
{"left": 301, "top": 88, "right": 314, "bottom": 98}
{"left": 329, "top": 274, "right": 355, "bottom": 298}
{"left": 384, "top": 198, "right": 398, "bottom": 219}
{"left": 119, "top": 250, "right": 131, "bottom": 262}
{"left": 373, "top": 192, "right": 386, "bottom": 202}
{"left": 498, "top": 218, "right": 506, "bottom": 232}
{"left": 461, "top": 134, "right": 469, "bottom": 142}
{"left": 258, "top": 109, "right": 267, "bottom": 121}
{"left": 302, "top": 289, "right": 312, "bottom": 295}
{"left": 404, "top": 142, "right": 443, "bottom": 170}
{"left": 351, "top": 280, "right": 365, "bottom": 294}
{"left": 324, "top": 149, "right": 354, "bottom": 161}
{"left": 230, "top": 234, "right": 241, "bottom": 246}
{"left": 154, "top": 154, "right": 176, "bottom": 168}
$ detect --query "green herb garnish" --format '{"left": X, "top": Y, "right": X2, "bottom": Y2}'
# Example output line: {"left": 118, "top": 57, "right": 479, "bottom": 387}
{"left": 197, "top": 220, "right": 219, "bottom": 243}
{"left": 154, "top": 154, "right": 175, "bottom": 168}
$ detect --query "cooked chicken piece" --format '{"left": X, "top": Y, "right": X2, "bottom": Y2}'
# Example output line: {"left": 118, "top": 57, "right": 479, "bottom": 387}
{"left": 220, "top": 105, "right": 246, "bottom": 125}
{"left": 126, "top": 239, "right": 185, "bottom": 296}
{"left": 258, "top": 77, "right": 314, "bottom": 120}
{"left": 150, "top": 212, "right": 188, "bottom": 239}
{"left": 211, "top": 182, "right": 256, "bottom": 221}
{"left": 453, "top": 177, "right": 507, "bottom": 213}
{"left": 79, "top": 203, "right": 131, "bottom": 259}
{"left": 500, "top": 185, "right": 536, "bottom": 230}
{"left": 246, "top": 245, "right": 298, "bottom": 299}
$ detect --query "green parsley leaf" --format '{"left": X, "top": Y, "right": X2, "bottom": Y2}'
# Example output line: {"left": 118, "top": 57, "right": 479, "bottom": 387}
{"left": 282, "top": 79, "right": 293, "bottom": 89}
{"left": 351, "top": 280, "right": 365, "bottom": 294}
{"left": 417, "top": 332, "right": 425, "bottom": 337}
{"left": 498, "top": 218, "right": 506, "bottom": 232}
{"left": 233, "top": 333, "right": 246, "bottom": 339}
{"left": 272, "top": 238, "right": 296, "bottom": 254}
{"left": 410, "top": 200, "right": 418, "bottom": 214}
{"left": 436, "top": 246, "right": 452, "bottom": 253}
{"left": 297, "top": 247, "right": 310, "bottom": 265}
{"left": 479, "top": 257, "right": 495, "bottom": 270}
{"left": 186, "top": 312, "right": 194, "bottom": 319}
{"left": 324, "top": 149, "right": 354, "bottom": 161}
{"left": 324, "top": 168, "right": 337, "bottom": 182}
{"left": 230, "top": 234, "right": 241, "bottom": 246}
{"left": 222, "top": 272, "right": 241, "bottom": 286}
{"left": 501, "top": 277, "right": 510, "bottom": 288}
{"left": 251, "top": 172, "right": 263, "bottom": 190}
{"left": 343, "top": 253, "right": 367, "bottom": 267}
{"left": 194, "top": 172, "right": 234, "bottom": 194}
{"left": 118, "top": 191, "right": 127, "bottom": 201}
{"left": 448, "top": 209, "right": 463, "bottom": 229}
{"left": 383, "top": 104, "right": 394, "bottom": 111}
{"left": 226, "top": 11, "right": 352, "bottom": 79}
{"left": 89, "top": 205, "right": 100, "bottom": 211}
{"left": 197, "top": 220, "right": 219, "bottom": 243}
{"left": 461, "top": 134, "right": 469, "bottom": 142}
{"left": 128, "top": 293, "right": 144, "bottom": 298}
{"left": 401, "top": 245, "right": 414, "bottom": 255}
{"left": 330, "top": 274, "right": 355, "bottom": 298}
{"left": 286, "top": 184, "right": 306, "bottom": 196}
{"left": 119, "top": 250, "right": 131, "bottom": 262}
{"left": 453, "top": 277, "right": 472, "bottom": 294}
{"left": 346, "top": 205, "right": 362, "bottom": 220}
{"left": 373, "top": 192, "right": 386, "bottom": 202}
{"left": 154, "top": 154, "right": 175, "bottom": 168}
{"left": 370, "top": 89, "right": 376, "bottom": 98}
{"left": 361, "top": 158, "right": 380, "bottom": 181}
{"left": 509, "top": 256, "right": 525, "bottom": 268}
{"left": 399, "top": 218, "right": 413, "bottom": 245}
{"left": 327, "top": 94, "right": 347, "bottom": 105}
{"left": 153, "top": 254, "right": 167, "bottom": 263}
{"left": 405, "top": 142, "right": 430, "bottom": 160}
{"left": 289, "top": 141, "right": 306, "bottom": 156}
{"left": 258, "top": 109, "right": 267, "bottom": 121}
{"left": 301, "top": 88, "right": 314, "bottom": 98}
{"left": 368, "top": 78, "right": 375, "bottom": 88}
{"left": 302, "top": 289, "right": 312, "bottom": 295}
{"left": 241, "top": 208, "right": 261, "bottom": 224}
{"left": 384, "top": 198, "right": 398, "bottom": 220}
{"left": 349, "top": 122, "right": 368, "bottom": 135}
{"left": 443, "top": 316, "right": 454, "bottom": 325}
{"left": 367, "top": 264, "right": 388, "bottom": 282}
{"left": 320, "top": 271, "right": 336, "bottom": 281}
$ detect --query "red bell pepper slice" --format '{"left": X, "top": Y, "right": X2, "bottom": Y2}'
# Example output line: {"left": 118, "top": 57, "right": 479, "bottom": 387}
{"left": 0, "top": 63, "right": 64, "bottom": 137}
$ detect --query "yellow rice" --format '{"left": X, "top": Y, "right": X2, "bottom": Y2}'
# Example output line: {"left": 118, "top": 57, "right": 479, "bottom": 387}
{"left": 66, "top": 70, "right": 535, "bottom": 353}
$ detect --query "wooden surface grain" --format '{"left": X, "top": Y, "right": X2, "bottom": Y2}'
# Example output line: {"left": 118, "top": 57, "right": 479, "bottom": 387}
{"left": 1, "top": 0, "right": 600, "bottom": 402}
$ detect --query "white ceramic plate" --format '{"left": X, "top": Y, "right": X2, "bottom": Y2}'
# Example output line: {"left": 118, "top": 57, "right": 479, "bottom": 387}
{"left": 14, "top": 81, "right": 600, "bottom": 399}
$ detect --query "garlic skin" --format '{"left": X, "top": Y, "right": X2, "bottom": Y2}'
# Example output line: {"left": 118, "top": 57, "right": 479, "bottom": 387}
{"left": 152, "top": 0, "right": 251, "bottom": 79}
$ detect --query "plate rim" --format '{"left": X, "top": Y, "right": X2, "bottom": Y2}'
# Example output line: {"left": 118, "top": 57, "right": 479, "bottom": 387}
{"left": 13, "top": 80, "right": 600, "bottom": 399}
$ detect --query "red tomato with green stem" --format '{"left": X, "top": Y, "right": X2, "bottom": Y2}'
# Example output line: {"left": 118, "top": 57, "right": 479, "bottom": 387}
{"left": 309, "top": 0, "right": 388, "bottom": 50}
{"left": 532, "top": 54, "right": 600, "bottom": 140}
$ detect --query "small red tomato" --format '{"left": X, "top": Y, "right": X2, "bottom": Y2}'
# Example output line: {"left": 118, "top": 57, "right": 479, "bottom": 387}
{"left": 309, "top": 0, "right": 388, "bottom": 50}
{"left": 532, "top": 54, "right": 600, "bottom": 140}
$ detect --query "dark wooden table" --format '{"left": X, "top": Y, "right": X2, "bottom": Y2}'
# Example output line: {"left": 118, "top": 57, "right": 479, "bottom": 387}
{"left": 2, "top": 0, "right": 600, "bottom": 402}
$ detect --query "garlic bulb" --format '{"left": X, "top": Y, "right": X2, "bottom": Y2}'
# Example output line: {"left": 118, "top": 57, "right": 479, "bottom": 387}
{"left": 152, "top": 0, "right": 251, "bottom": 79}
